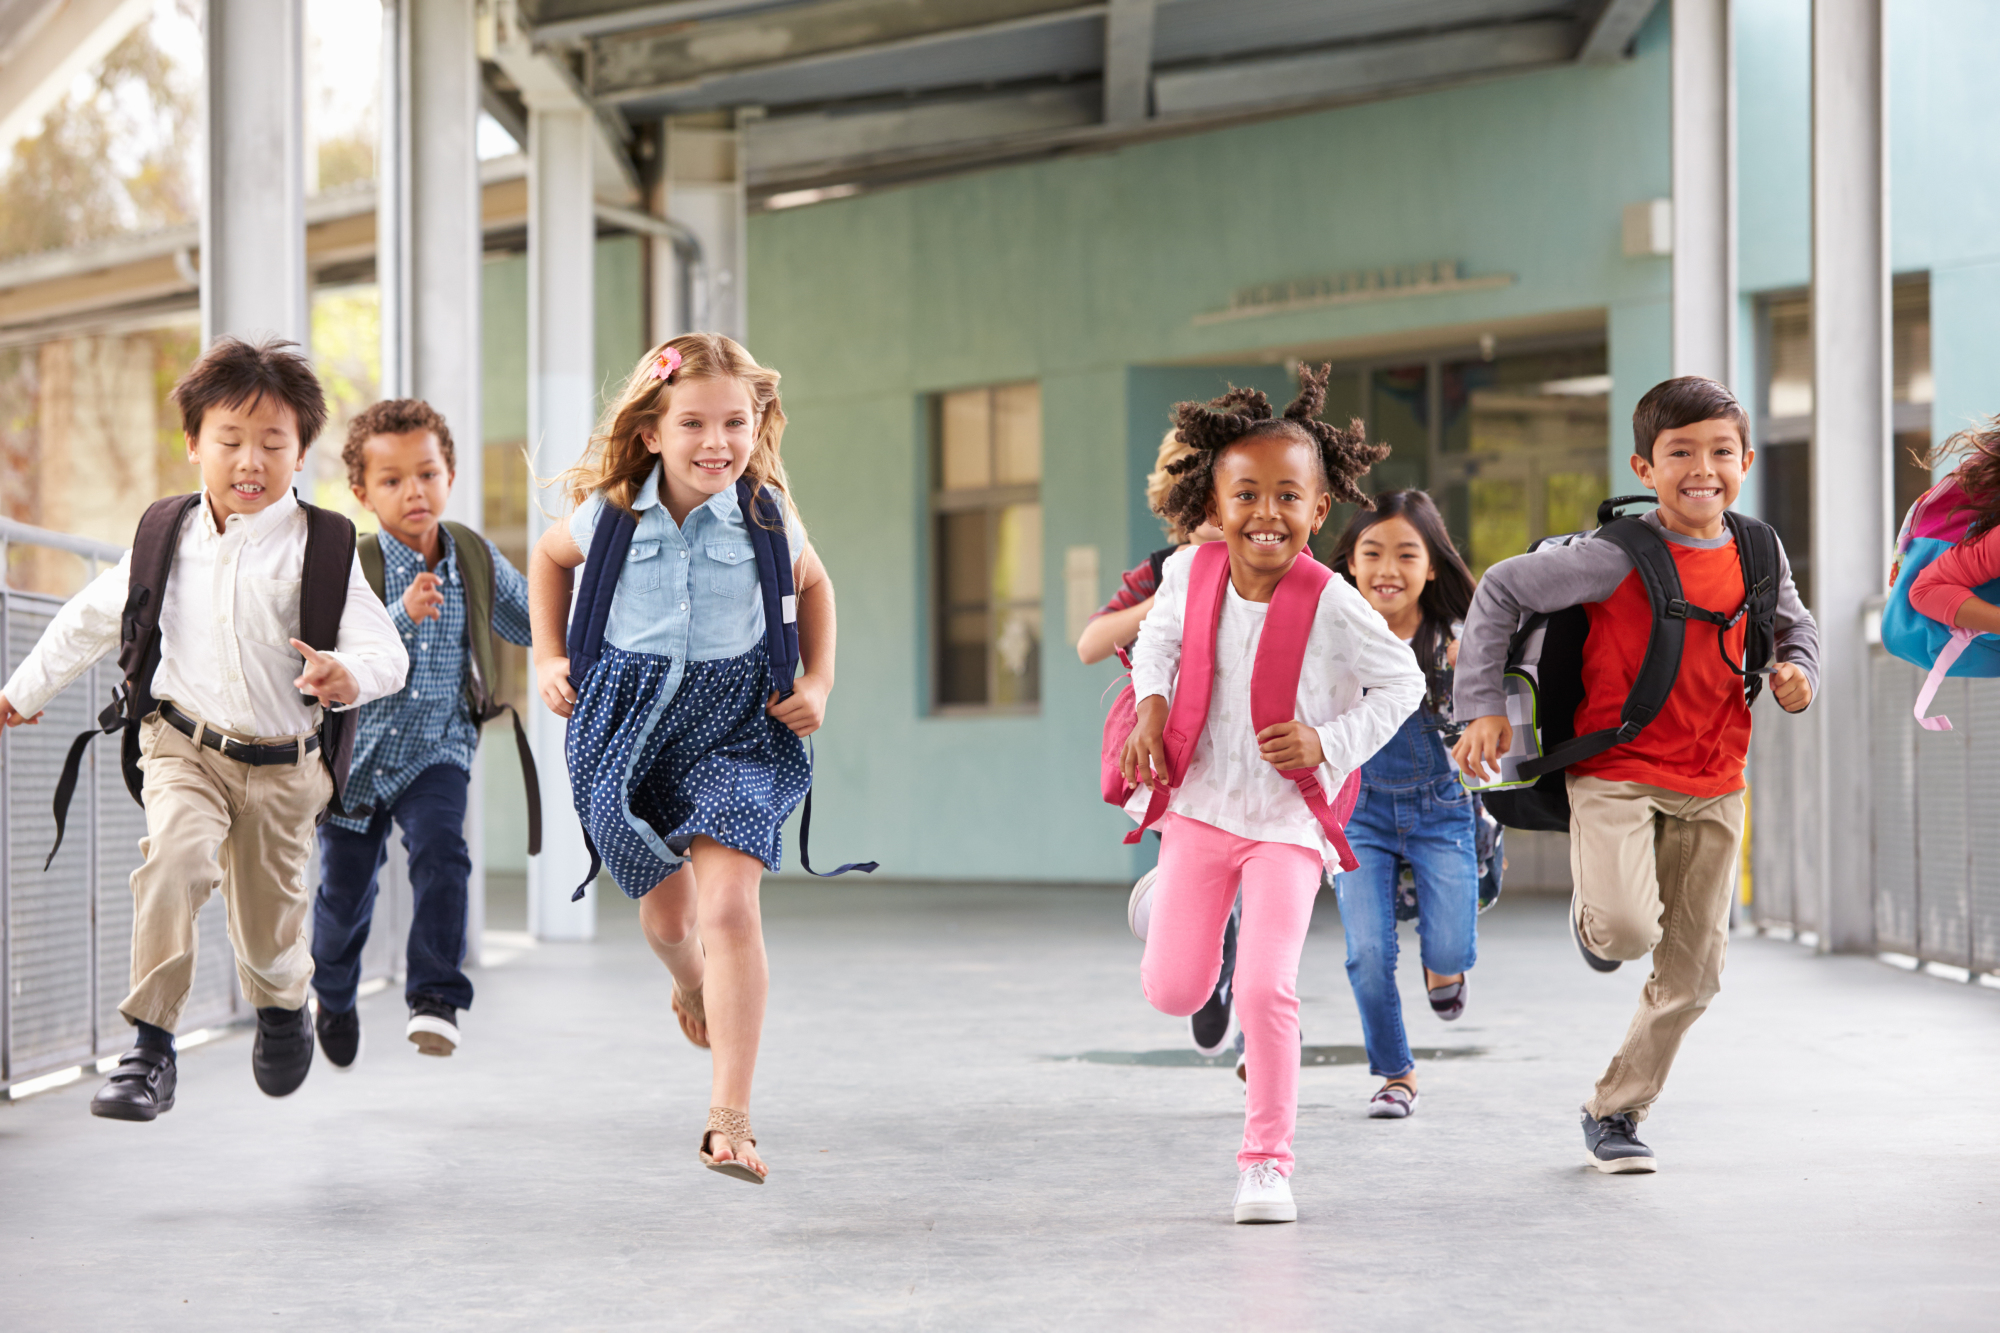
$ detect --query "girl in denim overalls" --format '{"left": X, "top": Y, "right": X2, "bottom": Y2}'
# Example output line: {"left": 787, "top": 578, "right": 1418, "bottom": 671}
{"left": 1329, "top": 490, "right": 1482, "bottom": 1120}
{"left": 528, "top": 333, "right": 841, "bottom": 1185}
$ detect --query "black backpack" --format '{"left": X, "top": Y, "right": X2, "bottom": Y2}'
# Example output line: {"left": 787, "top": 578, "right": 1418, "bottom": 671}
{"left": 564, "top": 477, "right": 875, "bottom": 897}
{"left": 47, "top": 492, "right": 361, "bottom": 867}
{"left": 1474, "top": 495, "right": 1780, "bottom": 832}
{"left": 358, "top": 521, "right": 542, "bottom": 856}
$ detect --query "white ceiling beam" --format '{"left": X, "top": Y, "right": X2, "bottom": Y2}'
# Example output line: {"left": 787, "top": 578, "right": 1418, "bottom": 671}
{"left": 1578, "top": 0, "right": 1662, "bottom": 63}
{"left": 1102, "top": 0, "right": 1154, "bottom": 127}
{"left": 1152, "top": 20, "right": 1578, "bottom": 119}
{"left": 0, "top": 0, "right": 149, "bottom": 161}
{"left": 487, "top": 0, "right": 642, "bottom": 202}
{"left": 528, "top": 0, "right": 805, "bottom": 46}
{"left": 747, "top": 86, "right": 1098, "bottom": 180}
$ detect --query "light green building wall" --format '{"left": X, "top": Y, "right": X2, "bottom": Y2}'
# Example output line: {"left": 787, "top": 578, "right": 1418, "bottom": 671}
{"left": 746, "top": 13, "right": 1675, "bottom": 883}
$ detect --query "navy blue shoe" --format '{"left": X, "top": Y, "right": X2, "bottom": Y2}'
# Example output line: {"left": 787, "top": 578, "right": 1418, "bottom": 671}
{"left": 1582, "top": 1108, "right": 1657, "bottom": 1173}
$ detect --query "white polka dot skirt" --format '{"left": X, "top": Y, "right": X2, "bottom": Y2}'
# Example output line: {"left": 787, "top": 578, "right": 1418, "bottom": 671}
{"left": 567, "top": 643, "right": 812, "bottom": 898}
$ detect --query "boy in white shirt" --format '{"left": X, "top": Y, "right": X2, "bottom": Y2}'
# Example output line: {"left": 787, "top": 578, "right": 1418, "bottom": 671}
{"left": 0, "top": 336, "right": 408, "bottom": 1121}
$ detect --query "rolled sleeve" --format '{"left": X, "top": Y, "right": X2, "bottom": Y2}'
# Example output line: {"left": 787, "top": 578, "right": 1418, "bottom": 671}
{"left": 1311, "top": 580, "right": 1424, "bottom": 776}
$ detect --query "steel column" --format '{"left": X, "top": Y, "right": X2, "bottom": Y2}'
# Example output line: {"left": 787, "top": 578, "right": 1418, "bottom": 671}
{"left": 1810, "top": 0, "right": 1889, "bottom": 954}
{"left": 201, "top": 0, "right": 307, "bottom": 346}
{"left": 1670, "top": 0, "right": 1733, "bottom": 383}
{"left": 525, "top": 106, "right": 597, "bottom": 942}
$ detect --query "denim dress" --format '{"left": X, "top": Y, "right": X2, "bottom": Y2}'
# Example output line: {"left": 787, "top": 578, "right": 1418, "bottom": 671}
{"left": 1333, "top": 675, "right": 1481, "bottom": 1079}
{"left": 564, "top": 467, "right": 812, "bottom": 899}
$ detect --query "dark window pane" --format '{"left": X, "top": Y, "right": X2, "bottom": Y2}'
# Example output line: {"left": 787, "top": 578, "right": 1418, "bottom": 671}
{"left": 940, "top": 609, "right": 989, "bottom": 705}
{"left": 940, "top": 511, "right": 988, "bottom": 608}
{"left": 1762, "top": 440, "right": 1812, "bottom": 608}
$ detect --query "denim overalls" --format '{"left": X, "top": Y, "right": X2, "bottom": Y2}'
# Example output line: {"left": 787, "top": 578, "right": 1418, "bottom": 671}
{"left": 1332, "top": 697, "right": 1481, "bottom": 1079}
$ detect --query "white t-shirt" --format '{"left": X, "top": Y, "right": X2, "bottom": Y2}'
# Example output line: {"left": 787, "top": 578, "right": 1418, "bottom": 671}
{"left": 1126, "top": 547, "right": 1425, "bottom": 862}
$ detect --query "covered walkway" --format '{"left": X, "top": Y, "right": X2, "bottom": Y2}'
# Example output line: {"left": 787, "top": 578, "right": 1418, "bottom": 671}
{"left": 3, "top": 885, "right": 1995, "bottom": 1329}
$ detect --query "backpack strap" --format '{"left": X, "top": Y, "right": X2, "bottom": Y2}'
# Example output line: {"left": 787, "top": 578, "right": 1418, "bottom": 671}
{"left": 443, "top": 520, "right": 542, "bottom": 857}
{"left": 566, "top": 506, "right": 637, "bottom": 685}
{"left": 1125, "top": 541, "right": 1229, "bottom": 845}
{"left": 298, "top": 500, "right": 362, "bottom": 820}
{"left": 1723, "top": 510, "right": 1781, "bottom": 706}
{"left": 46, "top": 494, "right": 199, "bottom": 869}
{"left": 1517, "top": 517, "right": 1686, "bottom": 780}
{"left": 357, "top": 533, "right": 386, "bottom": 603}
{"left": 1249, "top": 554, "right": 1360, "bottom": 872}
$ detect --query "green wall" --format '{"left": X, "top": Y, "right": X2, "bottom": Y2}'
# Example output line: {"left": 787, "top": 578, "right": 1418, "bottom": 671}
{"left": 745, "top": 12, "right": 1674, "bottom": 883}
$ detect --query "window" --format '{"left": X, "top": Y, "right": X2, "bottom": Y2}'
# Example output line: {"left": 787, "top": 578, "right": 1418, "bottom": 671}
{"left": 1756, "top": 279, "right": 1932, "bottom": 608}
{"left": 932, "top": 383, "right": 1043, "bottom": 710}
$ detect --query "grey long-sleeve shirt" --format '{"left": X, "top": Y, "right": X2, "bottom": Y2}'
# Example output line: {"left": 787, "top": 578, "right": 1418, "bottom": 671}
{"left": 1454, "top": 509, "right": 1820, "bottom": 725}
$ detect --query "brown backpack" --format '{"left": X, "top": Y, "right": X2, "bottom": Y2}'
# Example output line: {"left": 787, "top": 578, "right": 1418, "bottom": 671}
{"left": 46, "top": 492, "right": 362, "bottom": 867}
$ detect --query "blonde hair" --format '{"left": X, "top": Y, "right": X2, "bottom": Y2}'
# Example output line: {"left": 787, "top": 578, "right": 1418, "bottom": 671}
{"left": 1145, "top": 428, "right": 1197, "bottom": 542}
{"left": 559, "top": 333, "right": 796, "bottom": 531}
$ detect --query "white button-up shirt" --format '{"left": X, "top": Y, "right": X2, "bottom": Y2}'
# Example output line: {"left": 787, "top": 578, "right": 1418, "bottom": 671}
{"left": 1126, "top": 545, "right": 1425, "bottom": 862}
{"left": 2, "top": 489, "right": 408, "bottom": 737}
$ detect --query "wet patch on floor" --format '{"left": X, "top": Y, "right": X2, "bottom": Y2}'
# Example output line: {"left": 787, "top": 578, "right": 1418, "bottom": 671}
{"left": 1050, "top": 1045, "right": 1485, "bottom": 1068}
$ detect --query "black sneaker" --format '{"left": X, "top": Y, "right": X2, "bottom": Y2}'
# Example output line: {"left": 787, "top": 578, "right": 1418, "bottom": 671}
{"left": 252, "top": 1005, "right": 315, "bottom": 1097}
{"left": 316, "top": 1002, "right": 362, "bottom": 1071}
{"left": 406, "top": 996, "right": 459, "bottom": 1057}
{"left": 1581, "top": 1107, "right": 1658, "bottom": 1173}
{"left": 1190, "top": 908, "right": 1238, "bottom": 1055}
{"left": 89, "top": 1047, "right": 177, "bottom": 1121}
{"left": 1572, "top": 910, "right": 1621, "bottom": 973}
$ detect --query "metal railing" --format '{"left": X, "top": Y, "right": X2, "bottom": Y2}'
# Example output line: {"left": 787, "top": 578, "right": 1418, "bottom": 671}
{"left": 1750, "top": 636, "right": 2000, "bottom": 976}
{"left": 0, "top": 517, "right": 410, "bottom": 1090}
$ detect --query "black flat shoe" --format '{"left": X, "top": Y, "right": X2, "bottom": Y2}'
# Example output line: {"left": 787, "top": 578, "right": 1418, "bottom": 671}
{"left": 253, "top": 1005, "right": 314, "bottom": 1097}
{"left": 1573, "top": 910, "right": 1621, "bottom": 973}
{"left": 90, "top": 1048, "right": 177, "bottom": 1122}
{"left": 316, "top": 1002, "right": 361, "bottom": 1070}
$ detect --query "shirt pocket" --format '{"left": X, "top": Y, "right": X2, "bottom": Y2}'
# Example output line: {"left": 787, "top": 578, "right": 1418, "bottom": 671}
{"left": 624, "top": 541, "right": 664, "bottom": 592}
{"left": 239, "top": 577, "right": 301, "bottom": 651}
{"left": 698, "top": 542, "right": 759, "bottom": 600}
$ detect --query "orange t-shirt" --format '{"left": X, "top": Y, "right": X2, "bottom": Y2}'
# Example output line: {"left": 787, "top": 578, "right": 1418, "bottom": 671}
{"left": 1569, "top": 537, "right": 1751, "bottom": 797}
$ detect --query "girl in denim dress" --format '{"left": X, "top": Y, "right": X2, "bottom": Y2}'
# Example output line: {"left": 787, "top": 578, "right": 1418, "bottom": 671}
{"left": 1328, "top": 490, "right": 1481, "bottom": 1120}
{"left": 527, "top": 333, "right": 840, "bottom": 1185}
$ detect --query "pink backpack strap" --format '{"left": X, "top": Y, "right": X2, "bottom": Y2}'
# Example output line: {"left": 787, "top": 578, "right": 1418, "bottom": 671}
{"left": 1250, "top": 555, "right": 1361, "bottom": 872}
{"left": 1125, "top": 542, "right": 1230, "bottom": 844}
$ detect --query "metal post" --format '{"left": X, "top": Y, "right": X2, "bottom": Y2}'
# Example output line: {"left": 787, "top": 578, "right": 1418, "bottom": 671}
{"left": 1810, "top": 0, "right": 1889, "bottom": 954}
{"left": 524, "top": 106, "right": 597, "bottom": 942}
{"left": 1671, "top": 0, "right": 1734, "bottom": 383}
{"left": 201, "top": 0, "right": 307, "bottom": 346}
{"left": 664, "top": 114, "right": 747, "bottom": 340}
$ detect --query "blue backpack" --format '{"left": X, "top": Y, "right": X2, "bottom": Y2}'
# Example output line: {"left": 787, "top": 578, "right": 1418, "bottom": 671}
{"left": 564, "top": 477, "right": 875, "bottom": 896}
{"left": 1882, "top": 474, "right": 2000, "bottom": 730}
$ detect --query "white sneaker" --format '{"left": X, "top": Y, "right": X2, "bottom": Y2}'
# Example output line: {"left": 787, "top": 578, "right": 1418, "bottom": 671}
{"left": 1127, "top": 868, "right": 1158, "bottom": 941}
{"left": 1233, "top": 1160, "right": 1297, "bottom": 1223}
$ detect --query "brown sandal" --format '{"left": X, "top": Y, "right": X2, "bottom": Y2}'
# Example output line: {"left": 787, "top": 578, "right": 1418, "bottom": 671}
{"left": 671, "top": 983, "right": 709, "bottom": 1049}
{"left": 699, "top": 1106, "right": 766, "bottom": 1184}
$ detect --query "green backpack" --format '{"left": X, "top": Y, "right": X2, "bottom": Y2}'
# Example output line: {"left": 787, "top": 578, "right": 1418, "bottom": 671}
{"left": 359, "top": 521, "right": 541, "bottom": 854}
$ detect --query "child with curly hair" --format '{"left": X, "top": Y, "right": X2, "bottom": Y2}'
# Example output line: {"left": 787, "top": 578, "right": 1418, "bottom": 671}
{"left": 1120, "top": 367, "right": 1424, "bottom": 1223}
{"left": 528, "top": 333, "right": 843, "bottom": 1186}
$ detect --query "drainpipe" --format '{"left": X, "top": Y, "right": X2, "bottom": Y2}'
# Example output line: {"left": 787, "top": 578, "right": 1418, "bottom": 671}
{"left": 593, "top": 201, "right": 709, "bottom": 336}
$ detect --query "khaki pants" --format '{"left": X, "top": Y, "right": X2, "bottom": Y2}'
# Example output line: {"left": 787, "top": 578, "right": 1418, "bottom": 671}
{"left": 1567, "top": 774, "right": 1746, "bottom": 1121}
{"left": 121, "top": 712, "right": 331, "bottom": 1030}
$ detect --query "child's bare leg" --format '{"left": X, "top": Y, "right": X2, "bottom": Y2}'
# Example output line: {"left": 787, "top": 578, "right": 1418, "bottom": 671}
{"left": 638, "top": 865, "right": 703, "bottom": 988}
{"left": 689, "top": 835, "right": 768, "bottom": 1176}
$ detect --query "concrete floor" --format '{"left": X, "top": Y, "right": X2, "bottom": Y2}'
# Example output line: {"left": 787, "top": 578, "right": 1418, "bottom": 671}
{"left": 3, "top": 883, "right": 1998, "bottom": 1331}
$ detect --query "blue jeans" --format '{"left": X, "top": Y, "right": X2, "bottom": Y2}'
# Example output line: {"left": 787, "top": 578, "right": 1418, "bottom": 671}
{"left": 312, "top": 764, "right": 474, "bottom": 1012}
{"left": 1335, "top": 771, "right": 1480, "bottom": 1078}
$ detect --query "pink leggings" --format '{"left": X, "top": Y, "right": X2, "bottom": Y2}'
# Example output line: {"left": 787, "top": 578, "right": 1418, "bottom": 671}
{"left": 1140, "top": 814, "right": 1324, "bottom": 1174}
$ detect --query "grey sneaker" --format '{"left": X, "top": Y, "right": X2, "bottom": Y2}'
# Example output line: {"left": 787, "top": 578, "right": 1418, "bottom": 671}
{"left": 1581, "top": 1107, "right": 1658, "bottom": 1173}
{"left": 1572, "top": 911, "right": 1621, "bottom": 973}
{"left": 1127, "top": 868, "right": 1158, "bottom": 942}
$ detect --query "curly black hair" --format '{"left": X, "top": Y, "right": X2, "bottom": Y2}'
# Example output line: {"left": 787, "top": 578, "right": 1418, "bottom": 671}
{"left": 1156, "top": 363, "right": 1388, "bottom": 536}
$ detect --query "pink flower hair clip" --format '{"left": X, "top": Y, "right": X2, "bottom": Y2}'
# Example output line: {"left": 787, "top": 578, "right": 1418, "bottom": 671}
{"left": 649, "top": 347, "right": 683, "bottom": 383}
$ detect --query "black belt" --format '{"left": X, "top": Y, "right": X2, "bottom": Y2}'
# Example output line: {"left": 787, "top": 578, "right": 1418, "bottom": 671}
{"left": 161, "top": 701, "right": 319, "bottom": 766}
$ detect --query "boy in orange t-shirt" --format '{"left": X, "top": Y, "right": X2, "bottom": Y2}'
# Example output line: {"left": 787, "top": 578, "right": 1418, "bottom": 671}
{"left": 1451, "top": 376, "right": 1819, "bottom": 1173}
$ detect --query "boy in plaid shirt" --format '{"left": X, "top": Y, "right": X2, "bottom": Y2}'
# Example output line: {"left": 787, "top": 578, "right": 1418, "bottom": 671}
{"left": 311, "top": 400, "right": 532, "bottom": 1064}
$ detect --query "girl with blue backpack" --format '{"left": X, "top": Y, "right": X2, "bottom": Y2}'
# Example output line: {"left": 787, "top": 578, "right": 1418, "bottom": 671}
{"left": 1327, "top": 491, "right": 1482, "bottom": 1121}
{"left": 527, "top": 333, "right": 843, "bottom": 1186}
{"left": 1890, "top": 423, "right": 2000, "bottom": 727}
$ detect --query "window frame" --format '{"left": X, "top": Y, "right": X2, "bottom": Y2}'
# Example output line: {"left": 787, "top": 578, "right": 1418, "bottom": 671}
{"left": 926, "top": 381, "right": 1043, "bottom": 717}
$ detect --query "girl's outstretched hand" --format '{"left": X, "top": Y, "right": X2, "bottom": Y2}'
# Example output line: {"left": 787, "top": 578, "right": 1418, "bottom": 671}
{"left": 1257, "top": 720, "right": 1324, "bottom": 771}
{"left": 767, "top": 674, "right": 829, "bottom": 736}
{"left": 1122, "top": 695, "right": 1170, "bottom": 792}
{"left": 537, "top": 657, "right": 576, "bottom": 719}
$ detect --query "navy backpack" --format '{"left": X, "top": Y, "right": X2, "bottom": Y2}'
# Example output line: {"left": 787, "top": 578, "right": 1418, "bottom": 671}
{"left": 564, "top": 476, "right": 876, "bottom": 898}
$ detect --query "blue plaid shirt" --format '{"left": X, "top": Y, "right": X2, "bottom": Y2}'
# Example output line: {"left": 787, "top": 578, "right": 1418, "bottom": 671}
{"left": 330, "top": 525, "right": 533, "bottom": 832}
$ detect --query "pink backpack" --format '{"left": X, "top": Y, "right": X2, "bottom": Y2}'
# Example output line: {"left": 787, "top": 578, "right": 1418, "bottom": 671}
{"left": 1100, "top": 541, "right": 1362, "bottom": 871}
